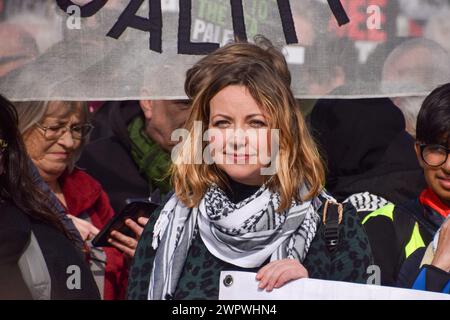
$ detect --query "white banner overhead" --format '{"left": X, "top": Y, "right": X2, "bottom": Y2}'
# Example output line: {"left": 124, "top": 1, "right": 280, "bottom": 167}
{"left": 0, "top": 0, "right": 449, "bottom": 100}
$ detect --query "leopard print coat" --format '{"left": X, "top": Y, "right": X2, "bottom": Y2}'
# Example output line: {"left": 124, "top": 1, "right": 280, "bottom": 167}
{"left": 127, "top": 202, "right": 373, "bottom": 300}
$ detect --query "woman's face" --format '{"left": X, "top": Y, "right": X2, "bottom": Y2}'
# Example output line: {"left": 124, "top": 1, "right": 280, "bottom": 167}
{"left": 208, "top": 85, "right": 272, "bottom": 186}
{"left": 24, "top": 102, "right": 83, "bottom": 182}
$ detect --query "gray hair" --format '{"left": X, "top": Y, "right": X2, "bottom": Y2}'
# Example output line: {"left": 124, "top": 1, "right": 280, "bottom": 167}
{"left": 13, "top": 100, "right": 90, "bottom": 172}
{"left": 381, "top": 38, "right": 450, "bottom": 94}
{"left": 381, "top": 38, "right": 450, "bottom": 137}
{"left": 393, "top": 96, "right": 426, "bottom": 138}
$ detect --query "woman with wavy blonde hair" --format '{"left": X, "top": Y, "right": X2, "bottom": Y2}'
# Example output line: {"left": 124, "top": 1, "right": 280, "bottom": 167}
{"left": 127, "top": 37, "right": 373, "bottom": 300}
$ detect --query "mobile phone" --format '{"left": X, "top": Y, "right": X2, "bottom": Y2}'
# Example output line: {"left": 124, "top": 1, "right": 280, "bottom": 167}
{"left": 91, "top": 198, "right": 160, "bottom": 247}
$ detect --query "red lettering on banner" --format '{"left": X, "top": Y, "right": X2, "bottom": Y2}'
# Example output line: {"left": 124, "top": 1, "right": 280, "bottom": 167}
{"left": 409, "top": 20, "right": 423, "bottom": 37}
{"left": 329, "top": 0, "right": 387, "bottom": 42}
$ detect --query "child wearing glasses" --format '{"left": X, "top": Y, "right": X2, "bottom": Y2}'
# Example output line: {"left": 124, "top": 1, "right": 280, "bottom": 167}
{"left": 363, "top": 83, "right": 450, "bottom": 293}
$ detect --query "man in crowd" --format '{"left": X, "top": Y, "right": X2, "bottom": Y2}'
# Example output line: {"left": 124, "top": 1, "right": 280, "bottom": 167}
{"left": 382, "top": 38, "right": 450, "bottom": 138}
{"left": 78, "top": 98, "right": 190, "bottom": 214}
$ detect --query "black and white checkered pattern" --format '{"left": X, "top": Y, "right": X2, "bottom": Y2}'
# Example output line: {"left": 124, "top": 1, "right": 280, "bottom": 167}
{"left": 148, "top": 183, "right": 331, "bottom": 300}
{"left": 345, "top": 192, "right": 390, "bottom": 213}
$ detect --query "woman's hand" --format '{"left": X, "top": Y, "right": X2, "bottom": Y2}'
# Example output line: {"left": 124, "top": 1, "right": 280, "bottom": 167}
{"left": 107, "top": 217, "right": 149, "bottom": 259}
{"left": 255, "top": 258, "right": 308, "bottom": 292}
{"left": 431, "top": 219, "right": 450, "bottom": 272}
{"left": 67, "top": 214, "right": 100, "bottom": 241}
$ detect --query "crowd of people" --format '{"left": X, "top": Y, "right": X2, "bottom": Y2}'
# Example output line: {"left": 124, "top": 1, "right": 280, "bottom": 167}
{"left": 0, "top": 35, "right": 449, "bottom": 299}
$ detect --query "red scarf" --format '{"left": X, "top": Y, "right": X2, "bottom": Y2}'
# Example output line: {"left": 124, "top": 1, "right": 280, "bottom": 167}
{"left": 419, "top": 188, "right": 450, "bottom": 218}
{"left": 59, "top": 168, "right": 128, "bottom": 300}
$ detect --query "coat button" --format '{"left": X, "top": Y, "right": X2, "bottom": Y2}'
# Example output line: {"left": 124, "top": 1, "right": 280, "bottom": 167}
{"left": 223, "top": 275, "right": 233, "bottom": 287}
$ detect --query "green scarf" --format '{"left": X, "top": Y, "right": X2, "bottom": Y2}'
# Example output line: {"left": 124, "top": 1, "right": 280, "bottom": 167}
{"left": 128, "top": 116, "right": 172, "bottom": 195}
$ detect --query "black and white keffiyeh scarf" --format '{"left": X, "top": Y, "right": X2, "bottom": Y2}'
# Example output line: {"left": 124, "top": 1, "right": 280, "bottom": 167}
{"left": 147, "top": 183, "right": 332, "bottom": 300}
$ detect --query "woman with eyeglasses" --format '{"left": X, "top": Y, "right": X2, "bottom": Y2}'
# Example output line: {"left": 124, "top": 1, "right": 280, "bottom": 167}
{"left": 0, "top": 94, "right": 100, "bottom": 299}
{"left": 13, "top": 100, "right": 146, "bottom": 300}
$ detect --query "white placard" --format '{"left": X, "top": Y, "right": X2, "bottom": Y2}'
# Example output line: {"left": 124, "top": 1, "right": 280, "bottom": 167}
{"left": 219, "top": 271, "right": 450, "bottom": 300}
{"left": 282, "top": 46, "right": 305, "bottom": 65}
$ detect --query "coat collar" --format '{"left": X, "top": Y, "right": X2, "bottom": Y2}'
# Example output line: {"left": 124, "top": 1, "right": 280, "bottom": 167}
{"left": 59, "top": 168, "right": 102, "bottom": 216}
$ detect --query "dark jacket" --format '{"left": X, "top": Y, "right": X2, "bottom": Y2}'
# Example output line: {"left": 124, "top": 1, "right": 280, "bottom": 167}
{"left": 77, "top": 101, "right": 150, "bottom": 214}
{"left": 0, "top": 200, "right": 100, "bottom": 300}
{"left": 309, "top": 97, "right": 426, "bottom": 205}
{"left": 362, "top": 193, "right": 445, "bottom": 286}
{"left": 397, "top": 247, "right": 450, "bottom": 294}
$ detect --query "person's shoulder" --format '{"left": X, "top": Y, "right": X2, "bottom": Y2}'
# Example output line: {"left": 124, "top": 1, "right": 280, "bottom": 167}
{"left": 311, "top": 194, "right": 366, "bottom": 250}
{"left": 68, "top": 167, "right": 100, "bottom": 184}
{"left": 314, "top": 192, "right": 358, "bottom": 221}
{"left": 358, "top": 197, "right": 420, "bottom": 233}
{"left": 315, "top": 193, "right": 372, "bottom": 247}
{"left": 0, "top": 201, "right": 31, "bottom": 232}
{"left": 305, "top": 196, "right": 373, "bottom": 283}
{"left": 137, "top": 192, "right": 176, "bottom": 245}
{"left": 394, "top": 197, "right": 422, "bottom": 216}
{"left": 63, "top": 168, "right": 103, "bottom": 194}
{"left": 362, "top": 202, "right": 395, "bottom": 222}
{"left": 61, "top": 168, "right": 115, "bottom": 218}
{"left": 0, "top": 201, "right": 31, "bottom": 260}
{"left": 82, "top": 135, "right": 125, "bottom": 154}
{"left": 344, "top": 192, "right": 391, "bottom": 219}
{"left": 389, "top": 198, "right": 424, "bottom": 230}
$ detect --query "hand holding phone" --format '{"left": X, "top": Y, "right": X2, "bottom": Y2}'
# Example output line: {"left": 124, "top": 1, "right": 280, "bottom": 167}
{"left": 107, "top": 216, "right": 149, "bottom": 258}
{"left": 91, "top": 198, "right": 159, "bottom": 249}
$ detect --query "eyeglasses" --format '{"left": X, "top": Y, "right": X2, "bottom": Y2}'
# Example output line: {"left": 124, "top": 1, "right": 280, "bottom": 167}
{"left": 36, "top": 123, "right": 94, "bottom": 140}
{"left": 419, "top": 143, "right": 450, "bottom": 167}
